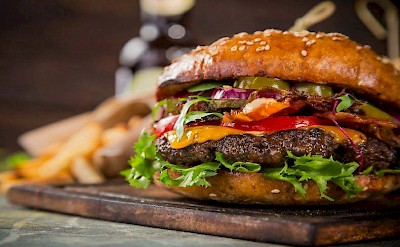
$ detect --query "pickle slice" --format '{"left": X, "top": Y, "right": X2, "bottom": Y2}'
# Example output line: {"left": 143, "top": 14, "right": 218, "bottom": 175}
{"left": 234, "top": 77, "right": 290, "bottom": 90}
{"left": 359, "top": 104, "right": 392, "bottom": 120}
{"left": 293, "top": 82, "right": 333, "bottom": 97}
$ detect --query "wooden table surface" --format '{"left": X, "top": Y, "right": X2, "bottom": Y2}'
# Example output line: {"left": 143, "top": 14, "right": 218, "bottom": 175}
{"left": 1, "top": 195, "right": 400, "bottom": 247}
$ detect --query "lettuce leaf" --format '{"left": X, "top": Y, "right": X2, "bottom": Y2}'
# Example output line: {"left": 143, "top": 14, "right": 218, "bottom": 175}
{"left": 215, "top": 152, "right": 261, "bottom": 172}
{"left": 158, "top": 160, "right": 220, "bottom": 187}
{"left": 0, "top": 149, "right": 30, "bottom": 172}
{"left": 124, "top": 133, "right": 367, "bottom": 201}
{"left": 375, "top": 168, "right": 400, "bottom": 177}
{"left": 263, "top": 151, "right": 362, "bottom": 201}
{"left": 122, "top": 132, "right": 159, "bottom": 188}
{"left": 158, "top": 152, "right": 261, "bottom": 187}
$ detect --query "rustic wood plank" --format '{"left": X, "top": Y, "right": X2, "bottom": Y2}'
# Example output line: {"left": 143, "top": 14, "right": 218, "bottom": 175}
{"left": 7, "top": 183, "right": 400, "bottom": 246}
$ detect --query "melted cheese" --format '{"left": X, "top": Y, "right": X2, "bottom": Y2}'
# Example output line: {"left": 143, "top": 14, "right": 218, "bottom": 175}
{"left": 165, "top": 125, "right": 366, "bottom": 149}
{"left": 307, "top": 125, "right": 366, "bottom": 144}
{"left": 166, "top": 126, "right": 246, "bottom": 149}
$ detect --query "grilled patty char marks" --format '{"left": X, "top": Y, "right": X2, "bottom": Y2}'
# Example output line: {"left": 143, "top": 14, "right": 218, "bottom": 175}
{"left": 156, "top": 128, "right": 398, "bottom": 169}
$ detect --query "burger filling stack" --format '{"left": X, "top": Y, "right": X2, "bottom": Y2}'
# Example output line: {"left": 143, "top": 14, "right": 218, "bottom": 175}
{"left": 123, "top": 29, "right": 400, "bottom": 205}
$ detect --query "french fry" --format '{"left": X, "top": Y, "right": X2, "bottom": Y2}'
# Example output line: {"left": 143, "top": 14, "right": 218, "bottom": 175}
{"left": 101, "top": 124, "right": 128, "bottom": 146}
{"left": 92, "top": 95, "right": 153, "bottom": 129}
{"left": 16, "top": 160, "right": 42, "bottom": 178}
{"left": 127, "top": 116, "right": 143, "bottom": 129}
{"left": 18, "top": 113, "right": 92, "bottom": 157}
{"left": 71, "top": 156, "right": 105, "bottom": 184}
{"left": 16, "top": 153, "right": 55, "bottom": 178}
{"left": 0, "top": 171, "right": 18, "bottom": 184}
{"left": 38, "top": 123, "right": 102, "bottom": 179}
{"left": 0, "top": 171, "right": 74, "bottom": 193}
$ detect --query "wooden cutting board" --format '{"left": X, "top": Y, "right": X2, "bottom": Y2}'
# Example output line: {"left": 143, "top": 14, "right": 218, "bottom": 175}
{"left": 7, "top": 181, "right": 400, "bottom": 246}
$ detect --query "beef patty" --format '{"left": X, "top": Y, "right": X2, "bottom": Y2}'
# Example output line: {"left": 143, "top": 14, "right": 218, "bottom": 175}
{"left": 156, "top": 128, "right": 398, "bottom": 170}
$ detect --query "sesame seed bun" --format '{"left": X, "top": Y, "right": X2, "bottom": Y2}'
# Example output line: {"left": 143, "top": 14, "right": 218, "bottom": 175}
{"left": 156, "top": 29, "right": 400, "bottom": 108}
{"left": 154, "top": 171, "right": 400, "bottom": 205}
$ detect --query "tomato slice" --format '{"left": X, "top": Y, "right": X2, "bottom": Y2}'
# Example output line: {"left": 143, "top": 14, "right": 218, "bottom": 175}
{"left": 221, "top": 116, "right": 331, "bottom": 132}
{"left": 154, "top": 115, "right": 330, "bottom": 137}
{"left": 153, "top": 115, "right": 179, "bottom": 137}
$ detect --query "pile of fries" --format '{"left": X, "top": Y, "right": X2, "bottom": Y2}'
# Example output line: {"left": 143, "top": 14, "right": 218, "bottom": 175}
{"left": 0, "top": 95, "right": 154, "bottom": 192}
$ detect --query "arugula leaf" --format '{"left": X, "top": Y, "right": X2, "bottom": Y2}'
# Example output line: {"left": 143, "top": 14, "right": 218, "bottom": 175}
{"left": 375, "top": 168, "right": 400, "bottom": 177}
{"left": 263, "top": 151, "right": 362, "bottom": 201}
{"left": 159, "top": 160, "right": 220, "bottom": 187}
{"left": 122, "top": 132, "right": 159, "bottom": 188}
{"left": 152, "top": 98, "right": 186, "bottom": 119}
{"left": 174, "top": 96, "right": 221, "bottom": 140}
{"left": 187, "top": 82, "right": 224, "bottom": 92}
{"left": 184, "top": 111, "right": 223, "bottom": 124}
{"left": 152, "top": 99, "right": 167, "bottom": 119}
{"left": 336, "top": 94, "right": 353, "bottom": 112}
{"left": 215, "top": 152, "right": 261, "bottom": 173}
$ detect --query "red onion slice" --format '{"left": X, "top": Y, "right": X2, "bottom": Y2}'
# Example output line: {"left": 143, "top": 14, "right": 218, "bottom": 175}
{"left": 210, "top": 87, "right": 280, "bottom": 100}
{"left": 211, "top": 88, "right": 252, "bottom": 99}
{"left": 389, "top": 112, "right": 400, "bottom": 125}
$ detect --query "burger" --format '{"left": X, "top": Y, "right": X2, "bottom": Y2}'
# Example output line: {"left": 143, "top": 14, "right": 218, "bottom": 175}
{"left": 123, "top": 29, "right": 400, "bottom": 205}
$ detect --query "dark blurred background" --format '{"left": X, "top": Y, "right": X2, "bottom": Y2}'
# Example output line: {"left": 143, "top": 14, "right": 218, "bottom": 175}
{"left": 0, "top": 0, "right": 398, "bottom": 151}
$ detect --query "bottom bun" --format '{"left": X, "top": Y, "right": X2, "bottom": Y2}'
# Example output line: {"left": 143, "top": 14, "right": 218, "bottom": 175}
{"left": 154, "top": 170, "right": 400, "bottom": 205}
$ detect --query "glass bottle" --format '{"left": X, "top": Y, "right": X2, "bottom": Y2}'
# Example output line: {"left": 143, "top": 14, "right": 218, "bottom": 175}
{"left": 115, "top": 0, "right": 196, "bottom": 97}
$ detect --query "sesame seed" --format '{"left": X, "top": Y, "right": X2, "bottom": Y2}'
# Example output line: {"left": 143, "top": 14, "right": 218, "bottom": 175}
{"left": 254, "top": 31, "right": 262, "bottom": 35}
{"left": 238, "top": 40, "right": 247, "bottom": 44}
{"left": 302, "top": 37, "right": 309, "bottom": 42}
{"left": 364, "top": 45, "right": 371, "bottom": 49}
{"left": 246, "top": 41, "right": 254, "bottom": 45}
{"left": 293, "top": 30, "right": 310, "bottom": 37}
{"left": 283, "top": 31, "right": 289, "bottom": 35}
{"left": 239, "top": 45, "right": 246, "bottom": 51}
{"left": 376, "top": 56, "right": 382, "bottom": 61}
{"left": 256, "top": 46, "right": 264, "bottom": 52}
{"left": 260, "top": 41, "right": 267, "bottom": 45}
{"left": 271, "top": 189, "right": 280, "bottom": 194}
{"left": 230, "top": 45, "right": 238, "bottom": 51}
{"left": 382, "top": 57, "right": 390, "bottom": 64}
{"left": 306, "top": 40, "right": 316, "bottom": 46}
{"left": 316, "top": 33, "right": 323, "bottom": 39}
{"left": 362, "top": 187, "right": 368, "bottom": 192}
{"left": 332, "top": 37, "right": 343, "bottom": 41}
{"left": 253, "top": 38, "right": 261, "bottom": 42}
{"left": 209, "top": 193, "right": 217, "bottom": 197}
{"left": 301, "top": 50, "right": 308, "bottom": 57}
{"left": 264, "top": 44, "right": 271, "bottom": 51}
{"left": 236, "top": 32, "right": 248, "bottom": 37}
{"left": 219, "top": 41, "right": 227, "bottom": 45}
{"left": 327, "top": 32, "right": 348, "bottom": 38}
{"left": 356, "top": 46, "right": 362, "bottom": 50}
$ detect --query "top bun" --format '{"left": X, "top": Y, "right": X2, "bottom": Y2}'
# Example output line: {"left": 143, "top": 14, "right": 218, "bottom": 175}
{"left": 157, "top": 29, "right": 400, "bottom": 108}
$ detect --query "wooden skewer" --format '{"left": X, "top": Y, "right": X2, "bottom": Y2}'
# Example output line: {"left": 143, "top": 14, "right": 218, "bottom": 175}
{"left": 289, "top": 1, "right": 336, "bottom": 31}
{"left": 355, "top": 0, "right": 399, "bottom": 64}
